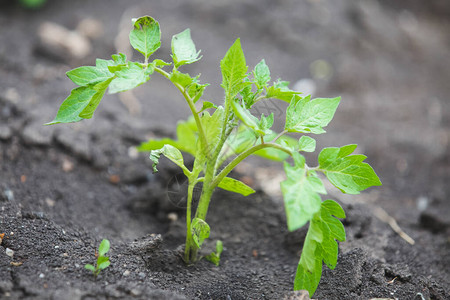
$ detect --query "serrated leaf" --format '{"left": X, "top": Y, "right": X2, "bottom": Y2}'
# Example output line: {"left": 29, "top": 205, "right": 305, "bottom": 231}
{"left": 66, "top": 66, "right": 113, "bottom": 87}
{"left": 298, "top": 136, "right": 316, "bottom": 152}
{"left": 129, "top": 16, "right": 161, "bottom": 59}
{"left": 191, "top": 218, "right": 210, "bottom": 248}
{"left": 294, "top": 200, "right": 346, "bottom": 296}
{"left": 253, "top": 59, "right": 271, "bottom": 89}
{"left": 200, "top": 107, "right": 224, "bottom": 156}
{"left": 84, "top": 264, "right": 95, "bottom": 272}
{"left": 45, "top": 86, "right": 97, "bottom": 125}
{"left": 152, "top": 59, "right": 171, "bottom": 67}
{"left": 318, "top": 145, "right": 382, "bottom": 194}
{"left": 266, "top": 79, "right": 300, "bottom": 102}
{"left": 171, "top": 29, "right": 202, "bottom": 67}
{"left": 98, "top": 239, "right": 110, "bottom": 256}
{"left": 217, "top": 177, "right": 255, "bottom": 196}
{"left": 111, "top": 53, "right": 127, "bottom": 65}
{"left": 220, "top": 38, "right": 251, "bottom": 98}
{"left": 280, "top": 154, "right": 326, "bottom": 231}
{"left": 240, "top": 79, "right": 257, "bottom": 107}
{"left": 231, "top": 100, "right": 273, "bottom": 136}
{"left": 108, "top": 62, "right": 150, "bottom": 94}
{"left": 199, "top": 101, "right": 217, "bottom": 113}
{"left": 285, "top": 95, "right": 340, "bottom": 134}
{"left": 79, "top": 77, "right": 114, "bottom": 119}
{"left": 150, "top": 144, "right": 190, "bottom": 176}
{"left": 170, "top": 70, "right": 208, "bottom": 102}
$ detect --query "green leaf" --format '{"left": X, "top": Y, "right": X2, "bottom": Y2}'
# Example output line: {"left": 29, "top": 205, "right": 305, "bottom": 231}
{"left": 84, "top": 264, "right": 95, "bottom": 272}
{"left": 259, "top": 113, "right": 274, "bottom": 132}
{"left": 201, "top": 107, "right": 225, "bottom": 155}
{"left": 318, "top": 145, "right": 382, "bottom": 194}
{"left": 45, "top": 86, "right": 97, "bottom": 125}
{"left": 205, "top": 240, "right": 223, "bottom": 266}
{"left": 253, "top": 59, "right": 271, "bottom": 89}
{"left": 139, "top": 117, "right": 198, "bottom": 156}
{"left": 199, "top": 101, "right": 217, "bottom": 113}
{"left": 217, "top": 177, "right": 255, "bottom": 196}
{"left": 215, "top": 240, "right": 223, "bottom": 256}
{"left": 111, "top": 53, "right": 127, "bottom": 65}
{"left": 240, "top": 79, "right": 257, "bottom": 107}
{"left": 220, "top": 38, "right": 251, "bottom": 98}
{"left": 129, "top": 16, "right": 161, "bottom": 59}
{"left": 79, "top": 77, "right": 114, "bottom": 119}
{"left": 298, "top": 136, "right": 316, "bottom": 152}
{"left": 150, "top": 144, "right": 190, "bottom": 176}
{"left": 175, "top": 118, "right": 199, "bottom": 155}
{"left": 231, "top": 100, "right": 273, "bottom": 136}
{"left": 266, "top": 79, "right": 300, "bottom": 102}
{"left": 231, "top": 100, "right": 260, "bottom": 131}
{"left": 294, "top": 200, "right": 346, "bottom": 296}
{"left": 109, "top": 62, "right": 150, "bottom": 94}
{"left": 223, "top": 125, "right": 256, "bottom": 157}
{"left": 191, "top": 218, "right": 210, "bottom": 248}
{"left": 93, "top": 56, "right": 123, "bottom": 74}
{"left": 152, "top": 59, "right": 171, "bottom": 67}
{"left": 280, "top": 153, "right": 325, "bottom": 231}
{"left": 67, "top": 66, "right": 113, "bottom": 87}
{"left": 98, "top": 239, "right": 110, "bottom": 256}
{"left": 285, "top": 95, "right": 340, "bottom": 134}
{"left": 97, "top": 258, "right": 110, "bottom": 271}
{"left": 170, "top": 70, "right": 208, "bottom": 102}
{"left": 171, "top": 29, "right": 202, "bottom": 68}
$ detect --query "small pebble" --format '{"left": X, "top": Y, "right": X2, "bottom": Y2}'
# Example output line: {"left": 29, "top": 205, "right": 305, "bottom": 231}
{"left": 45, "top": 198, "right": 56, "bottom": 207}
{"left": 3, "top": 190, "right": 14, "bottom": 202}
{"left": 5, "top": 248, "right": 14, "bottom": 257}
{"left": 131, "top": 288, "right": 142, "bottom": 296}
{"left": 167, "top": 212, "right": 178, "bottom": 222}
{"left": 62, "top": 158, "right": 74, "bottom": 172}
{"left": 123, "top": 270, "right": 131, "bottom": 276}
{"left": 39, "top": 273, "right": 45, "bottom": 278}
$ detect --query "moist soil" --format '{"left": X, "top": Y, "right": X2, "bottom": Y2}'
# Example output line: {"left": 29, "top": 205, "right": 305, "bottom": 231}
{"left": 1, "top": 1, "right": 449, "bottom": 299}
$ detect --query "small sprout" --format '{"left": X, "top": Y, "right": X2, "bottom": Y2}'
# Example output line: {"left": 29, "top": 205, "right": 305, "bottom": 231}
{"left": 205, "top": 240, "right": 223, "bottom": 266}
{"left": 85, "top": 239, "right": 111, "bottom": 278}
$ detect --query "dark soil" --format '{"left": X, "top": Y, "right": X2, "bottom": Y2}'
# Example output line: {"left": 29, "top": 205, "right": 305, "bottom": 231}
{"left": 1, "top": 0, "right": 449, "bottom": 299}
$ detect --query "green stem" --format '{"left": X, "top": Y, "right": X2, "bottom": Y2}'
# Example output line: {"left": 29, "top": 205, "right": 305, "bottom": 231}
{"left": 271, "top": 129, "right": 288, "bottom": 143}
{"left": 212, "top": 142, "right": 292, "bottom": 187}
{"left": 187, "top": 161, "right": 215, "bottom": 263}
{"left": 184, "top": 179, "right": 196, "bottom": 263}
{"left": 154, "top": 67, "right": 210, "bottom": 156}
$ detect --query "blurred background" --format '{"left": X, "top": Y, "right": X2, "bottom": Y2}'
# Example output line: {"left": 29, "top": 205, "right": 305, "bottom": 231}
{"left": 1, "top": 0, "right": 449, "bottom": 231}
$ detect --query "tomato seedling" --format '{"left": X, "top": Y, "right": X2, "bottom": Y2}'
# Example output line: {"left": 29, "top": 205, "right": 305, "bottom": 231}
{"left": 47, "top": 16, "right": 381, "bottom": 296}
{"left": 85, "top": 239, "right": 111, "bottom": 278}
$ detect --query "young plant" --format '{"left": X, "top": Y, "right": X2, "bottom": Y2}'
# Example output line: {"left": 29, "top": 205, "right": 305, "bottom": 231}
{"left": 47, "top": 16, "right": 381, "bottom": 296}
{"left": 205, "top": 240, "right": 223, "bottom": 266}
{"left": 85, "top": 239, "right": 111, "bottom": 278}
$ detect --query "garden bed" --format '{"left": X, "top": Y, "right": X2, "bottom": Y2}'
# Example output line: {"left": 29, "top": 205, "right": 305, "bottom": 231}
{"left": 0, "top": 1, "right": 449, "bottom": 299}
